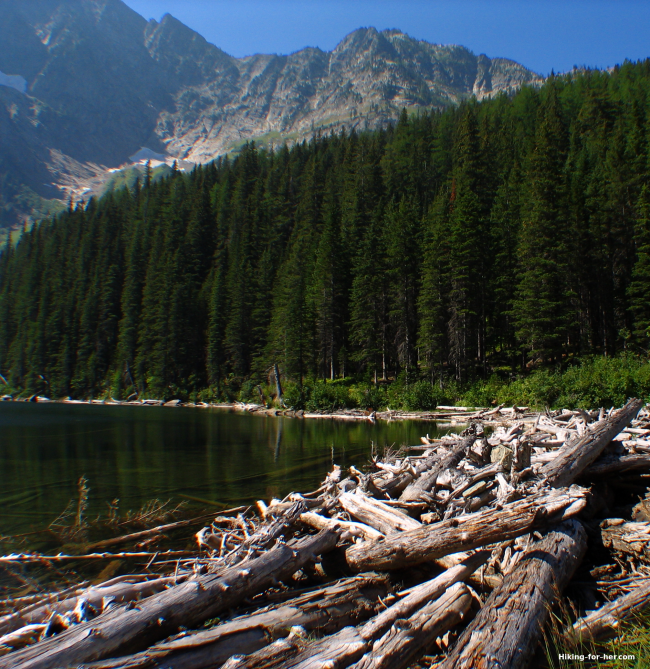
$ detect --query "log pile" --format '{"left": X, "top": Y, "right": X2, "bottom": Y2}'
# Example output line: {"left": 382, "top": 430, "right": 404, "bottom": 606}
{"left": 1, "top": 399, "right": 650, "bottom": 668}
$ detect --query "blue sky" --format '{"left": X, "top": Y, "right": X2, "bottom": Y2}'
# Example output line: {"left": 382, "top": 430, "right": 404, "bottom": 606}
{"left": 122, "top": 0, "right": 649, "bottom": 76}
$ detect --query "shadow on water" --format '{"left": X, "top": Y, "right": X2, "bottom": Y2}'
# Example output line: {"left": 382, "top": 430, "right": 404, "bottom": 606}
{"left": 0, "top": 403, "right": 457, "bottom": 536}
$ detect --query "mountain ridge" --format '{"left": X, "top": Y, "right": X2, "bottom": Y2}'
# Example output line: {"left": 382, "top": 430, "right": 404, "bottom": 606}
{"left": 0, "top": 0, "right": 543, "bottom": 229}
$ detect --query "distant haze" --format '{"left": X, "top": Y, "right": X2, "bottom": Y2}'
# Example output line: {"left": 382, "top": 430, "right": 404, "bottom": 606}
{"left": 122, "top": 0, "right": 650, "bottom": 76}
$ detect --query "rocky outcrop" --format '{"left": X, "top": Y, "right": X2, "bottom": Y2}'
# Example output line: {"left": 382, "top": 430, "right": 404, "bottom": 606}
{"left": 0, "top": 0, "right": 543, "bottom": 227}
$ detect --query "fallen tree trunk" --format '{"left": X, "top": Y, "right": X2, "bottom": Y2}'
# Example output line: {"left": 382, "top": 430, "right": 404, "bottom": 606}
{"left": 601, "top": 519, "right": 650, "bottom": 562}
{"left": 338, "top": 493, "right": 421, "bottom": 536}
{"left": 583, "top": 453, "right": 650, "bottom": 478}
{"left": 570, "top": 579, "right": 650, "bottom": 642}
{"left": 438, "top": 520, "right": 587, "bottom": 669}
{"left": 0, "top": 576, "right": 180, "bottom": 636}
{"left": 349, "top": 583, "right": 473, "bottom": 669}
{"left": 399, "top": 436, "right": 475, "bottom": 503}
{"left": 84, "top": 574, "right": 389, "bottom": 669}
{"left": 0, "top": 529, "right": 339, "bottom": 669}
{"left": 541, "top": 399, "right": 643, "bottom": 488}
{"left": 346, "top": 487, "right": 588, "bottom": 572}
{"left": 218, "top": 552, "right": 488, "bottom": 669}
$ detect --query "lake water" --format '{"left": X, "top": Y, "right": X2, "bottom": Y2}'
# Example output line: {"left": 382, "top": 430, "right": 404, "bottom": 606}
{"left": 0, "top": 403, "right": 451, "bottom": 537}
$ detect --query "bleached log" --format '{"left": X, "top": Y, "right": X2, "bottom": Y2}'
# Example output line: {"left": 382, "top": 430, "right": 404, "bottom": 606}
{"left": 0, "top": 530, "right": 339, "bottom": 669}
{"left": 338, "top": 493, "right": 421, "bottom": 536}
{"left": 399, "top": 436, "right": 475, "bottom": 503}
{"left": 349, "top": 583, "right": 473, "bottom": 669}
{"left": 345, "top": 487, "right": 588, "bottom": 572}
{"left": 570, "top": 579, "right": 650, "bottom": 642}
{"left": 438, "top": 520, "right": 587, "bottom": 669}
{"left": 540, "top": 399, "right": 643, "bottom": 487}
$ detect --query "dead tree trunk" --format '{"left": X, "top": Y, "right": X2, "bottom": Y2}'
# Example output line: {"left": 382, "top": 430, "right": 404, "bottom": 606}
{"left": 438, "top": 520, "right": 587, "bottom": 669}
{"left": 541, "top": 399, "right": 643, "bottom": 487}
{"left": 601, "top": 519, "right": 650, "bottom": 562}
{"left": 219, "top": 553, "right": 488, "bottom": 669}
{"left": 83, "top": 575, "right": 389, "bottom": 669}
{"left": 346, "top": 487, "right": 587, "bottom": 572}
{"left": 338, "top": 493, "right": 421, "bottom": 536}
{"left": 0, "top": 530, "right": 339, "bottom": 669}
{"left": 349, "top": 583, "right": 473, "bottom": 669}
{"left": 570, "top": 579, "right": 650, "bottom": 642}
{"left": 399, "top": 436, "right": 475, "bottom": 503}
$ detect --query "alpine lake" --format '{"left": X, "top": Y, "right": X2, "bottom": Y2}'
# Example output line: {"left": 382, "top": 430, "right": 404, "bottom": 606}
{"left": 0, "top": 402, "right": 458, "bottom": 541}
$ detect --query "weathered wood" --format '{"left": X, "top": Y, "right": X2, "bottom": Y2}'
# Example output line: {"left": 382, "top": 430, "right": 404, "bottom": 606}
{"left": 374, "top": 452, "right": 440, "bottom": 497}
{"left": 350, "top": 583, "right": 473, "bottom": 669}
{"left": 0, "top": 529, "right": 339, "bottom": 669}
{"left": 299, "top": 512, "right": 384, "bottom": 542}
{"left": 338, "top": 493, "right": 421, "bottom": 536}
{"left": 219, "top": 553, "right": 487, "bottom": 669}
{"left": 358, "top": 551, "right": 488, "bottom": 641}
{"left": 541, "top": 398, "right": 643, "bottom": 488}
{"left": 601, "top": 519, "right": 650, "bottom": 562}
{"left": 583, "top": 453, "right": 650, "bottom": 478}
{"left": 399, "top": 436, "right": 475, "bottom": 503}
{"left": 84, "top": 574, "right": 389, "bottom": 669}
{"left": 0, "top": 576, "right": 180, "bottom": 635}
{"left": 570, "top": 579, "right": 650, "bottom": 642}
{"left": 438, "top": 520, "right": 587, "bottom": 669}
{"left": 346, "top": 487, "right": 587, "bottom": 572}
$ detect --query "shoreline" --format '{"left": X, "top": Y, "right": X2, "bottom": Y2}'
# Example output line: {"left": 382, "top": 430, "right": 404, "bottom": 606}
{"left": 0, "top": 393, "right": 537, "bottom": 424}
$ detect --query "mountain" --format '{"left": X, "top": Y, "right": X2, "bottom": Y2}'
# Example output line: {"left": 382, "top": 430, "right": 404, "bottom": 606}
{"left": 0, "top": 0, "right": 543, "bottom": 229}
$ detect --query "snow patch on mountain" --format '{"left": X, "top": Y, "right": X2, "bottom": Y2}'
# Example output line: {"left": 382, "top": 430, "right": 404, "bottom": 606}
{"left": 0, "top": 71, "right": 27, "bottom": 94}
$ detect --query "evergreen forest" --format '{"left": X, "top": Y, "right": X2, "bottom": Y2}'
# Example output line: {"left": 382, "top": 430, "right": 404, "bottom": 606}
{"left": 2, "top": 62, "right": 650, "bottom": 407}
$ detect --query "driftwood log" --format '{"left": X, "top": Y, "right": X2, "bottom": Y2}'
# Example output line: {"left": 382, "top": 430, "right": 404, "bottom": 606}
{"left": 601, "top": 519, "right": 650, "bottom": 562}
{"left": 439, "top": 520, "right": 587, "bottom": 669}
{"left": 399, "top": 436, "right": 475, "bottom": 503}
{"left": 541, "top": 398, "right": 643, "bottom": 487}
{"left": 82, "top": 574, "right": 390, "bottom": 669}
{"left": 219, "top": 553, "right": 488, "bottom": 669}
{"left": 346, "top": 487, "right": 588, "bottom": 572}
{"left": 338, "top": 493, "right": 421, "bottom": 536}
{"left": 0, "top": 529, "right": 339, "bottom": 669}
{"left": 570, "top": 579, "right": 650, "bottom": 642}
{"left": 350, "top": 583, "right": 473, "bottom": 669}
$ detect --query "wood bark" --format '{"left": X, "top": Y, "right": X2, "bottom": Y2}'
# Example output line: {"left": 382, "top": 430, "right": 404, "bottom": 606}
{"left": 570, "top": 579, "right": 650, "bottom": 642}
{"left": 338, "top": 493, "right": 421, "bottom": 536}
{"left": 299, "top": 512, "right": 383, "bottom": 542}
{"left": 438, "top": 520, "right": 587, "bottom": 669}
{"left": 540, "top": 399, "right": 643, "bottom": 488}
{"left": 0, "top": 576, "right": 179, "bottom": 636}
{"left": 349, "top": 583, "right": 472, "bottom": 669}
{"left": 399, "top": 436, "right": 475, "bottom": 503}
{"left": 601, "top": 519, "right": 650, "bottom": 562}
{"left": 84, "top": 574, "right": 389, "bottom": 669}
{"left": 583, "top": 453, "right": 650, "bottom": 478}
{"left": 346, "top": 487, "right": 587, "bottom": 572}
{"left": 0, "top": 529, "right": 339, "bottom": 669}
{"left": 219, "top": 553, "right": 488, "bottom": 669}
{"left": 374, "top": 452, "right": 440, "bottom": 498}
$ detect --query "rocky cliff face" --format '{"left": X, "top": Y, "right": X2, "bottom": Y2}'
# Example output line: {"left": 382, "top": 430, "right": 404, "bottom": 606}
{"left": 0, "top": 0, "right": 543, "bottom": 227}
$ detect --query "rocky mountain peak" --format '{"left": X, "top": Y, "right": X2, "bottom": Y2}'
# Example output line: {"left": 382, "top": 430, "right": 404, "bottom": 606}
{"left": 0, "top": 0, "right": 544, "bottom": 228}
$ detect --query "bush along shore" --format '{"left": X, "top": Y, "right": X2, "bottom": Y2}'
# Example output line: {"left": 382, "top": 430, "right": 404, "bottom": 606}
{"left": 2, "top": 399, "right": 650, "bottom": 668}
{"left": 2, "top": 355, "right": 650, "bottom": 422}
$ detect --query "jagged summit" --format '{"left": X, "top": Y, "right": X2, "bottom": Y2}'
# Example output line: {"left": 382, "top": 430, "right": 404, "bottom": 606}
{"left": 0, "top": 0, "right": 543, "bottom": 226}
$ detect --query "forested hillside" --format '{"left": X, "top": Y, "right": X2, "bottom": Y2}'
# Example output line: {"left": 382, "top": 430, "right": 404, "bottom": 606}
{"left": 1, "top": 62, "right": 650, "bottom": 402}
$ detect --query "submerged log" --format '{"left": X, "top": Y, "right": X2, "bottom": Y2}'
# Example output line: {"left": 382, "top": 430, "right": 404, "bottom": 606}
{"left": 346, "top": 487, "right": 588, "bottom": 572}
{"left": 541, "top": 398, "right": 643, "bottom": 487}
{"left": 439, "top": 520, "right": 587, "bottom": 669}
{"left": 570, "top": 579, "right": 650, "bottom": 642}
{"left": 84, "top": 574, "right": 390, "bottom": 669}
{"left": 0, "top": 529, "right": 339, "bottom": 669}
{"left": 399, "top": 436, "right": 475, "bottom": 503}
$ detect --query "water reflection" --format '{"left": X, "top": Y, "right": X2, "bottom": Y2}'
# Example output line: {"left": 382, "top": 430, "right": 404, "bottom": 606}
{"left": 0, "top": 403, "right": 451, "bottom": 536}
